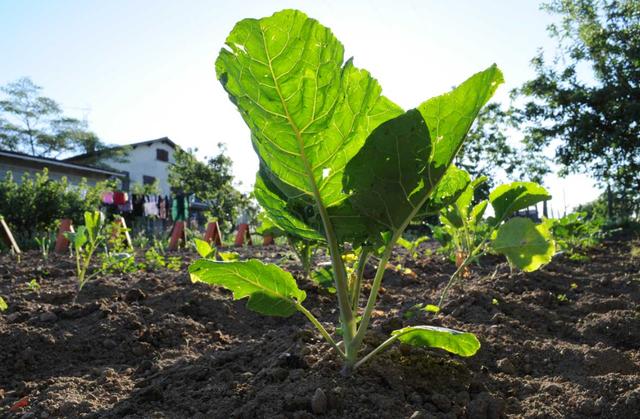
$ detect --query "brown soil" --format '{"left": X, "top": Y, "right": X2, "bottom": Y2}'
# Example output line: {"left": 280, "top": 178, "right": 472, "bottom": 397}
{"left": 1, "top": 241, "right": 639, "bottom": 418}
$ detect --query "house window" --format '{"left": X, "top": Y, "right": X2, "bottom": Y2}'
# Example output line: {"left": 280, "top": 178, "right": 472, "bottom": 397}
{"left": 143, "top": 175, "right": 156, "bottom": 185}
{"left": 156, "top": 149, "right": 169, "bottom": 162}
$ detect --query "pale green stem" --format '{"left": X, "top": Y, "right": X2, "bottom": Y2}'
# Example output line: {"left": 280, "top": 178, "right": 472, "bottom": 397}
{"left": 351, "top": 250, "right": 371, "bottom": 312}
{"left": 353, "top": 333, "right": 402, "bottom": 370}
{"left": 350, "top": 236, "right": 397, "bottom": 351}
{"left": 296, "top": 303, "right": 346, "bottom": 359}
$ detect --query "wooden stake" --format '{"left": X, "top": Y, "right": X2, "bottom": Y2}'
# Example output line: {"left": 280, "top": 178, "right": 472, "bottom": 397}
{"left": 203, "top": 221, "right": 223, "bottom": 247}
{"left": 54, "top": 219, "right": 74, "bottom": 253}
{"left": 234, "top": 223, "right": 253, "bottom": 247}
{"left": 0, "top": 217, "right": 21, "bottom": 254}
{"left": 168, "top": 221, "right": 186, "bottom": 251}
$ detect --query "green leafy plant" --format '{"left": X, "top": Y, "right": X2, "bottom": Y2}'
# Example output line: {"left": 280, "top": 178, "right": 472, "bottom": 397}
{"left": 167, "top": 256, "right": 182, "bottom": 271}
{"left": 436, "top": 179, "right": 556, "bottom": 305}
{"left": 27, "top": 279, "right": 41, "bottom": 293}
{"left": 35, "top": 231, "right": 54, "bottom": 261}
{"left": 549, "top": 211, "right": 605, "bottom": 258}
{"left": 144, "top": 246, "right": 166, "bottom": 271}
{"left": 191, "top": 9, "right": 512, "bottom": 373}
{"left": 100, "top": 220, "right": 137, "bottom": 274}
{"left": 0, "top": 296, "right": 7, "bottom": 311}
{"left": 397, "top": 236, "right": 431, "bottom": 262}
{"left": 65, "top": 211, "right": 107, "bottom": 302}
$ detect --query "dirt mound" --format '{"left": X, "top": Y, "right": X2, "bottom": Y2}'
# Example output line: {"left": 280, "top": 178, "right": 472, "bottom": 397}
{"left": 1, "top": 241, "right": 639, "bottom": 418}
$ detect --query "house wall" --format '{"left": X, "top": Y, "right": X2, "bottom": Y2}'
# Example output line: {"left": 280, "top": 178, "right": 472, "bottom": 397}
{"left": 99, "top": 142, "right": 175, "bottom": 195}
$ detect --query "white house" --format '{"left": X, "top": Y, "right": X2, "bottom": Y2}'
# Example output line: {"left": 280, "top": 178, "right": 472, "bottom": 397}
{"left": 65, "top": 137, "right": 177, "bottom": 195}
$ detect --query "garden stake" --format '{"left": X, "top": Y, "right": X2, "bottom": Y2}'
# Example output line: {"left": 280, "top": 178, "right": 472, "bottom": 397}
{"left": 168, "top": 221, "right": 186, "bottom": 251}
{"left": 54, "top": 219, "right": 74, "bottom": 253}
{"left": 203, "top": 221, "right": 223, "bottom": 247}
{"left": 0, "top": 217, "right": 21, "bottom": 255}
{"left": 234, "top": 223, "right": 252, "bottom": 247}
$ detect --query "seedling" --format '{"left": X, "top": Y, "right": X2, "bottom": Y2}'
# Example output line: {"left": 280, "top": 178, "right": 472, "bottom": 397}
{"left": 189, "top": 9, "right": 551, "bottom": 374}
{"left": 35, "top": 233, "right": 53, "bottom": 262}
{"left": 550, "top": 211, "right": 604, "bottom": 258}
{"left": 27, "top": 279, "right": 41, "bottom": 293}
{"left": 435, "top": 177, "right": 556, "bottom": 305}
{"left": 0, "top": 296, "right": 7, "bottom": 311}
{"left": 65, "top": 211, "right": 107, "bottom": 302}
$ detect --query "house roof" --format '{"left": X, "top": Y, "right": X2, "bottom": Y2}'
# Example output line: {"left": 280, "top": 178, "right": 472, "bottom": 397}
{"left": 0, "top": 149, "right": 128, "bottom": 178}
{"left": 64, "top": 137, "right": 178, "bottom": 163}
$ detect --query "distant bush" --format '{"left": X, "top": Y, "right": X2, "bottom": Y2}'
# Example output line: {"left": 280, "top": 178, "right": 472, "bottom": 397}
{"left": 0, "top": 168, "right": 105, "bottom": 245}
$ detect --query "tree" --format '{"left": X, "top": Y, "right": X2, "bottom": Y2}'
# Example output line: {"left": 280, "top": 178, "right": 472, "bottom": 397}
{"left": 168, "top": 145, "right": 256, "bottom": 230}
{"left": 0, "top": 77, "right": 113, "bottom": 158}
{"left": 515, "top": 0, "right": 640, "bottom": 218}
{"left": 454, "top": 102, "right": 551, "bottom": 201}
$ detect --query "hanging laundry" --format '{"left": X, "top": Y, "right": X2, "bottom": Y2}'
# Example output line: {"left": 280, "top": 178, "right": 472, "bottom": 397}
{"left": 144, "top": 195, "right": 159, "bottom": 217}
{"left": 132, "top": 195, "right": 144, "bottom": 217}
{"left": 172, "top": 194, "right": 189, "bottom": 221}
{"left": 118, "top": 200, "right": 132, "bottom": 213}
{"left": 114, "top": 191, "right": 127, "bottom": 205}
{"left": 159, "top": 196, "right": 167, "bottom": 219}
{"left": 102, "top": 191, "right": 114, "bottom": 205}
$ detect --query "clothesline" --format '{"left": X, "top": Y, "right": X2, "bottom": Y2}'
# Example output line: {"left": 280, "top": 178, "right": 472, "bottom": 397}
{"left": 100, "top": 191, "right": 191, "bottom": 222}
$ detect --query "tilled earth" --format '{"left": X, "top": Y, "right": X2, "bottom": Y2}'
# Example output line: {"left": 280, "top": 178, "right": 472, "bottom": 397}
{"left": 0, "top": 240, "right": 639, "bottom": 418}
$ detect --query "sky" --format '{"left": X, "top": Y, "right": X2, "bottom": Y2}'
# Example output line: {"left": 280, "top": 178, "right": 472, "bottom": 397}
{"left": 0, "top": 0, "right": 601, "bottom": 214}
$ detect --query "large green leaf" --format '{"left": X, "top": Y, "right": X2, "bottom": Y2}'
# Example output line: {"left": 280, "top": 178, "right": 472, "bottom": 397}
{"left": 344, "top": 66, "right": 503, "bottom": 235}
{"left": 216, "top": 9, "right": 402, "bottom": 212}
{"left": 489, "top": 182, "right": 551, "bottom": 223}
{"left": 344, "top": 109, "right": 432, "bottom": 231}
{"left": 418, "top": 65, "right": 504, "bottom": 178}
{"left": 422, "top": 166, "right": 471, "bottom": 215}
{"left": 491, "top": 217, "right": 555, "bottom": 272}
{"left": 254, "top": 173, "right": 324, "bottom": 241}
{"left": 255, "top": 212, "right": 285, "bottom": 237}
{"left": 193, "top": 238, "right": 216, "bottom": 258}
{"left": 84, "top": 211, "right": 103, "bottom": 243}
{"left": 392, "top": 325, "right": 481, "bottom": 357}
{"left": 189, "top": 259, "right": 306, "bottom": 317}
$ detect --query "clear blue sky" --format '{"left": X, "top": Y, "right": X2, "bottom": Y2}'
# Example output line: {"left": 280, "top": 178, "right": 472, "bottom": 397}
{"left": 0, "top": 0, "right": 600, "bottom": 214}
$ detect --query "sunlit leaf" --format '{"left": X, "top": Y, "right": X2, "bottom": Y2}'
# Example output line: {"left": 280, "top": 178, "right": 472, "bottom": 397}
{"left": 489, "top": 182, "right": 551, "bottom": 223}
{"left": 392, "top": 325, "right": 480, "bottom": 357}
{"left": 491, "top": 217, "right": 555, "bottom": 272}
{"left": 190, "top": 259, "right": 306, "bottom": 317}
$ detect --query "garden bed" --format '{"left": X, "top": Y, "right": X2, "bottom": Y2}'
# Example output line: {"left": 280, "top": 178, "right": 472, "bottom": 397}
{"left": 1, "top": 240, "right": 639, "bottom": 418}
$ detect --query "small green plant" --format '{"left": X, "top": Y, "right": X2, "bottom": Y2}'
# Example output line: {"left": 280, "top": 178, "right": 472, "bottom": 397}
{"left": 556, "top": 293, "right": 569, "bottom": 303}
{"left": 144, "top": 247, "right": 166, "bottom": 271}
{"left": 190, "top": 9, "right": 554, "bottom": 374}
{"left": 434, "top": 177, "right": 556, "bottom": 305}
{"left": 167, "top": 256, "right": 182, "bottom": 271}
{"left": 35, "top": 231, "right": 54, "bottom": 261}
{"left": 397, "top": 236, "right": 430, "bottom": 261}
{"left": 100, "top": 221, "right": 137, "bottom": 274}
{"left": 0, "top": 296, "right": 7, "bottom": 311}
{"left": 27, "top": 279, "right": 41, "bottom": 293}
{"left": 549, "top": 211, "right": 605, "bottom": 258}
{"left": 65, "top": 211, "right": 106, "bottom": 302}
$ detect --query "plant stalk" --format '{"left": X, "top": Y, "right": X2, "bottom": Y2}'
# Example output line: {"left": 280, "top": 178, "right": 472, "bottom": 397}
{"left": 296, "top": 303, "right": 346, "bottom": 359}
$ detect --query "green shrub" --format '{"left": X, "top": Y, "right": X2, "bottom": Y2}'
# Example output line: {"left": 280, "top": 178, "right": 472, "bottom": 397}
{"left": 0, "top": 169, "right": 106, "bottom": 246}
